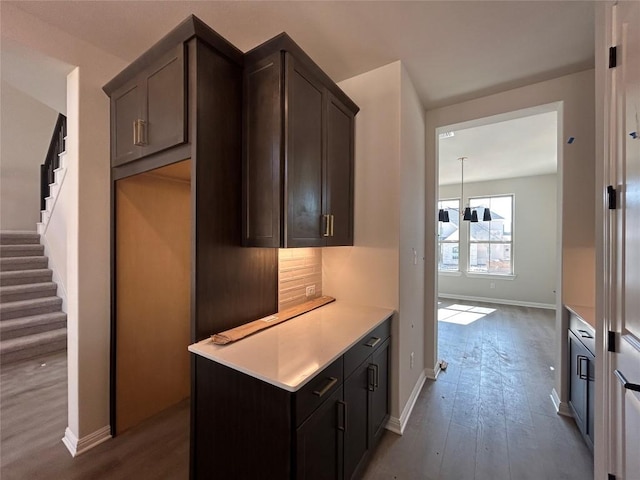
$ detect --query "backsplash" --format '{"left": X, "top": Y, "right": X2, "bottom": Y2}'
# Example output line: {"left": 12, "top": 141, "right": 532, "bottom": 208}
{"left": 278, "top": 248, "right": 322, "bottom": 310}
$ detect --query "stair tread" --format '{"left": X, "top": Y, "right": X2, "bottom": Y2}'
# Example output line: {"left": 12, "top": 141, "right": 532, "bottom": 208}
{"left": 0, "top": 296, "right": 62, "bottom": 312}
{"left": 0, "top": 269, "right": 52, "bottom": 277}
{"left": 0, "top": 282, "right": 57, "bottom": 292}
{"left": 0, "top": 311, "right": 66, "bottom": 329}
{"left": 0, "top": 328, "right": 67, "bottom": 350}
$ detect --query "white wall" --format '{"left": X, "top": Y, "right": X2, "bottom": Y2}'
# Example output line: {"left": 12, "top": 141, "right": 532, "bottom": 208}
{"left": 323, "top": 61, "right": 426, "bottom": 429}
{"left": 1, "top": 3, "right": 127, "bottom": 452}
{"left": 438, "top": 174, "right": 557, "bottom": 307}
{"left": 425, "top": 69, "right": 595, "bottom": 412}
{"left": 0, "top": 81, "right": 59, "bottom": 231}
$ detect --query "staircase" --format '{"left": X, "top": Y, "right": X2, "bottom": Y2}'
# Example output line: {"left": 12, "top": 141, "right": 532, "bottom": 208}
{"left": 0, "top": 231, "right": 67, "bottom": 363}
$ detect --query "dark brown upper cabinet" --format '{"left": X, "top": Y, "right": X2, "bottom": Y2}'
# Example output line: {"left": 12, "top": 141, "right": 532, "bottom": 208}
{"left": 243, "top": 34, "right": 359, "bottom": 248}
{"left": 108, "top": 44, "right": 187, "bottom": 167}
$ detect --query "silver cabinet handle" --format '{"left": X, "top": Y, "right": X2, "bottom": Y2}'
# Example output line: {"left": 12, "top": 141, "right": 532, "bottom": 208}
{"left": 133, "top": 119, "right": 147, "bottom": 146}
{"left": 367, "top": 365, "right": 375, "bottom": 392}
{"left": 313, "top": 376, "right": 337, "bottom": 397}
{"left": 330, "top": 214, "right": 334, "bottom": 237}
{"left": 337, "top": 400, "right": 347, "bottom": 431}
{"left": 323, "top": 214, "right": 330, "bottom": 237}
{"left": 614, "top": 369, "right": 640, "bottom": 392}
{"left": 365, "top": 337, "right": 381, "bottom": 348}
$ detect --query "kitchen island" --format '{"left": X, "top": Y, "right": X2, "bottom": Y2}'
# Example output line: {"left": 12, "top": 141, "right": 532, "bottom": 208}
{"left": 189, "top": 300, "right": 394, "bottom": 479}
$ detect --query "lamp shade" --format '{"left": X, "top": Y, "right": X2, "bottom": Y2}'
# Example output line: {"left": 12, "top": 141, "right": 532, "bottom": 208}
{"left": 483, "top": 208, "right": 492, "bottom": 221}
{"left": 443, "top": 210, "right": 450, "bottom": 222}
{"left": 471, "top": 210, "right": 479, "bottom": 222}
{"left": 463, "top": 207, "right": 472, "bottom": 221}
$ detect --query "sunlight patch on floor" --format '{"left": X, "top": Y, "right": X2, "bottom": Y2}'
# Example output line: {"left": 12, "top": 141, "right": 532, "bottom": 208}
{"left": 438, "top": 304, "right": 496, "bottom": 325}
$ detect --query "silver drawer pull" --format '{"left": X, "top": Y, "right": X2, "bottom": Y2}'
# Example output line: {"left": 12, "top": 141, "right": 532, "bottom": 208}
{"left": 578, "top": 329, "right": 593, "bottom": 339}
{"left": 365, "top": 337, "right": 381, "bottom": 348}
{"left": 313, "top": 376, "right": 337, "bottom": 397}
{"left": 614, "top": 369, "right": 640, "bottom": 392}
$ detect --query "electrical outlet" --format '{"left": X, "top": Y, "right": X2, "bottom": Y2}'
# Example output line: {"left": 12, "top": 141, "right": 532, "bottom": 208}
{"left": 410, "top": 352, "right": 415, "bottom": 369}
{"left": 305, "top": 285, "right": 316, "bottom": 298}
{"left": 490, "top": 282, "right": 496, "bottom": 289}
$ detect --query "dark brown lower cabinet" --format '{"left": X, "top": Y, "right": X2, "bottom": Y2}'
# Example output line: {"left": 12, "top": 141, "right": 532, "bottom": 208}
{"left": 296, "top": 386, "right": 344, "bottom": 480}
{"left": 568, "top": 329, "right": 595, "bottom": 450}
{"left": 344, "top": 337, "right": 390, "bottom": 480}
{"left": 192, "top": 318, "right": 391, "bottom": 480}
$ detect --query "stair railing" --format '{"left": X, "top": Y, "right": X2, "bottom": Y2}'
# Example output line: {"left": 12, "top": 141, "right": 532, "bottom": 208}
{"left": 40, "top": 114, "right": 67, "bottom": 211}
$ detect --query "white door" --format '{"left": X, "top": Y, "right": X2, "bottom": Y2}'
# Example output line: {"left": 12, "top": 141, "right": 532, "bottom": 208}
{"left": 613, "top": 1, "right": 640, "bottom": 478}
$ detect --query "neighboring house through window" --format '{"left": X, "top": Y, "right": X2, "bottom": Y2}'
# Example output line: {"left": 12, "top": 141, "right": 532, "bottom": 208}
{"left": 468, "top": 195, "right": 513, "bottom": 275}
{"left": 438, "top": 194, "right": 514, "bottom": 275}
{"left": 437, "top": 199, "right": 460, "bottom": 272}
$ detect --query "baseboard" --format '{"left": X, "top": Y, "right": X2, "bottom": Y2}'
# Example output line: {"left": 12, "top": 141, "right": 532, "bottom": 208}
{"left": 62, "top": 426, "right": 111, "bottom": 457}
{"left": 386, "top": 369, "right": 427, "bottom": 435}
{"left": 438, "top": 294, "right": 555, "bottom": 310}
{"left": 550, "top": 388, "right": 573, "bottom": 417}
{"left": 425, "top": 363, "right": 441, "bottom": 380}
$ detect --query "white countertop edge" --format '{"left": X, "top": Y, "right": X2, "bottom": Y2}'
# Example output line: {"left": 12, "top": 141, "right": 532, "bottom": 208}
{"left": 188, "top": 302, "right": 395, "bottom": 392}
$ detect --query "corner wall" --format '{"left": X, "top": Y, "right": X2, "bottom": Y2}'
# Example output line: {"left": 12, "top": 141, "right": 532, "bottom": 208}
{"left": 323, "top": 61, "right": 426, "bottom": 430}
{"left": 425, "top": 69, "right": 595, "bottom": 412}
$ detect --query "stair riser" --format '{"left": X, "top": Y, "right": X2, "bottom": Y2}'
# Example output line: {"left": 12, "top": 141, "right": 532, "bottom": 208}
{"left": 1, "top": 320, "right": 67, "bottom": 340}
{"left": 0, "top": 247, "right": 45, "bottom": 258}
{"left": 0, "top": 259, "right": 49, "bottom": 272}
{"left": 1, "top": 303, "right": 62, "bottom": 320}
{"left": 0, "top": 273, "right": 53, "bottom": 286}
{"left": 0, "top": 287, "right": 58, "bottom": 303}
{"left": 0, "top": 339, "right": 66, "bottom": 364}
{"left": 0, "top": 235, "right": 40, "bottom": 246}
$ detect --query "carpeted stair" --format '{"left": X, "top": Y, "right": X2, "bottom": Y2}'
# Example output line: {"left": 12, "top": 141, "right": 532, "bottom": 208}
{"left": 0, "top": 231, "right": 67, "bottom": 363}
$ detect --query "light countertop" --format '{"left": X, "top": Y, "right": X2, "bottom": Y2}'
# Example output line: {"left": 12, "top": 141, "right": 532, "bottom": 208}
{"left": 188, "top": 301, "right": 394, "bottom": 392}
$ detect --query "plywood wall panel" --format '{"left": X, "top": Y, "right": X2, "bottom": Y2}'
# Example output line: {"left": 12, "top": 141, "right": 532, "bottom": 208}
{"left": 116, "top": 160, "right": 191, "bottom": 433}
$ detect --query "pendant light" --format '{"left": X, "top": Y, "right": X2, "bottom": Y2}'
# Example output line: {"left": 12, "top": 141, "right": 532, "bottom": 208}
{"left": 438, "top": 208, "right": 450, "bottom": 222}
{"left": 459, "top": 156, "right": 492, "bottom": 222}
{"left": 460, "top": 157, "right": 473, "bottom": 221}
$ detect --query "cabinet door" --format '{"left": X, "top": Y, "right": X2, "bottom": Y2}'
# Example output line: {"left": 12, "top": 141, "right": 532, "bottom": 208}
{"left": 286, "top": 54, "right": 324, "bottom": 247}
{"left": 111, "top": 80, "right": 142, "bottom": 166}
{"left": 142, "top": 44, "right": 187, "bottom": 158}
{"left": 568, "top": 332, "right": 588, "bottom": 434}
{"left": 325, "top": 93, "right": 355, "bottom": 246}
{"left": 296, "top": 386, "right": 344, "bottom": 480}
{"left": 369, "top": 338, "right": 390, "bottom": 444}
{"left": 344, "top": 362, "right": 370, "bottom": 480}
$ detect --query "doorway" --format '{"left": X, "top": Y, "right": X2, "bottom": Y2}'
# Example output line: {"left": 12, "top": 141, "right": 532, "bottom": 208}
{"left": 115, "top": 159, "right": 191, "bottom": 433}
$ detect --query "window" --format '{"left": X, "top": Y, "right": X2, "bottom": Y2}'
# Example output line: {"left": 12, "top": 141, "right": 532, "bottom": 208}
{"left": 438, "top": 199, "right": 460, "bottom": 272}
{"left": 468, "top": 195, "right": 513, "bottom": 275}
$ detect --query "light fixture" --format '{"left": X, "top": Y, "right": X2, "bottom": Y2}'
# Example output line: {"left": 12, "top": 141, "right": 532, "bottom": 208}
{"left": 459, "top": 157, "right": 491, "bottom": 222}
{"left": 438, "top": 208, "right": 450, "bottom": 222}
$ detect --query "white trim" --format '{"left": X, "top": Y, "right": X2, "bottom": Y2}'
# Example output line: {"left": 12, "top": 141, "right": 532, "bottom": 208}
{"left": 551, "top": 388, "right": 573, "bottom": 417}
{"left": 425, "top": 363, "right": 441, "bottom": 380}
{"left": 464, "top": 273, "right": 517, "bottom": 280}
{"left": 438, "top": 293, "right": 555, "bottom": 310}
{"left": 62, "top": 426, "right": 111, "bottom": 457}
{"left": 438, "top": 271, "right": 462, "bottom": 277}
{"left": 386, "top": 369, "right": 427, "bottom": 435}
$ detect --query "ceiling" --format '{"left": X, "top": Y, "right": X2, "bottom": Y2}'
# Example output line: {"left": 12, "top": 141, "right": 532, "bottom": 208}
{"left": 7, "top": 1, "right": 595, "bottom": 109}
{"left": 438, "top": 110, "right": 558, "bottom": 186}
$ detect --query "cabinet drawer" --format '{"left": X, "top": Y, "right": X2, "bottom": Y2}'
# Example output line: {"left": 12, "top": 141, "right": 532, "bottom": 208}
{"left": 344, "top": 318, "right": 391, "bottom": 379}
{"left": 295, "top": 357, "right": 343, "bottom": 427}
{"left": 569, "top": 312, "right": 595, "bottom": 356}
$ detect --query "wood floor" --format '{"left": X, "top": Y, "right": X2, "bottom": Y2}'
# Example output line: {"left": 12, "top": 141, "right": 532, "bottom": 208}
{"left": 362, "top": 299, "right": 594, "bottom": 480}
{"left": 0, "top": 300, "right": 593, "bottom": 479}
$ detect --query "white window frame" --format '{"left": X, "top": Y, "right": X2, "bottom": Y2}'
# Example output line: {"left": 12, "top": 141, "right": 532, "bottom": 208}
{"left": 467, "top": 194, "right": 514, "bottom": 276}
